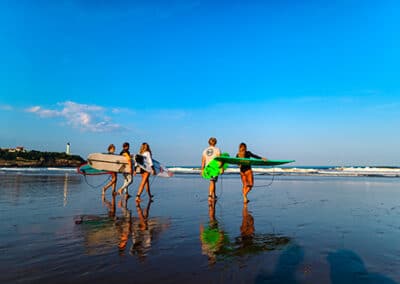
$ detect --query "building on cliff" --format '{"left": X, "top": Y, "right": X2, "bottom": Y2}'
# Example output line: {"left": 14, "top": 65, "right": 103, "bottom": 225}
{"left": 66, "top": 143, "right": 71, "bottom": 155}
{"left": 1, "top": 146, "right": 26, "bottom": 153}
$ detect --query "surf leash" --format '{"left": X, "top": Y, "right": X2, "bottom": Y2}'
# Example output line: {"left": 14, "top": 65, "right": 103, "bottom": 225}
{"left": 253, "top": 167, "right": 276, "bottom": 188}
{"left": 83, "top": 174, "right": 112, "bottom": 189}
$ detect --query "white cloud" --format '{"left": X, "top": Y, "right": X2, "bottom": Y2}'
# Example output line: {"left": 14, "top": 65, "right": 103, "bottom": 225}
{"left": 26, "top": 101, "right": 124, "bottom": 133}
{"left": 26, "top": 106, "right": 60, "bottom": 117}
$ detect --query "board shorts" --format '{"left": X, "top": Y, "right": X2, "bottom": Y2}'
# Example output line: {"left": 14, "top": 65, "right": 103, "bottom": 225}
{"left": 210, "top": 176, "right": 218, "bottom": 182}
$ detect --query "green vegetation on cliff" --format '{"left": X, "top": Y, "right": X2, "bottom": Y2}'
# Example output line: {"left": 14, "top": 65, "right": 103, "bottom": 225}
{"left": 0, "top": 149, "right": 85, "bottom": 167}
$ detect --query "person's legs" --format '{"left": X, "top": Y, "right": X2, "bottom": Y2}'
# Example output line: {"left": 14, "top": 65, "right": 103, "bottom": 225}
{"left": 242, "top": 170, "right": 253, "bottom": 203}
{"left": 208, "top": 179, "right": 216, "bottom": 200}
{"left": 117, "top": 174, "right": 132, "bottom": 196}
{"left": 145, "top": 176, "right": 153, "bottom": 198}
{"left": 111, "top": 173, "right": 117, "bottom": 193}
{"left": 136, "top": 172, "right": 150, "bottom": 202}
{"left": 240, "top": 172, "right": 247, "bottom": 202}
{"left": 103, "top": 173, "right": 117, "bottom": 194}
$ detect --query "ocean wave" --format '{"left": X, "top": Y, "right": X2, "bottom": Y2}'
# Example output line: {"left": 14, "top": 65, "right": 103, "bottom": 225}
{"left": 1, "top": 166, "right": 399, "bottom": 177}
{"left": 168, "top": 166, "right": 400, "bottom": 177}
{"left": 0, "top": 167, "right": 77, "bottom": 173}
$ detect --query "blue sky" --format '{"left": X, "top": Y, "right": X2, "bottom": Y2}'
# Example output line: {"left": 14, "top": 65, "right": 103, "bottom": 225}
{"left": 1, "top": 0, "right": 399, "bottom": 166}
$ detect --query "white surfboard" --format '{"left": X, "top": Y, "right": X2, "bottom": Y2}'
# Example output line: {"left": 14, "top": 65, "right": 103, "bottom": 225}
{"left": 87, "top": 153, "right": 132, "bottom": 174}
{"left": 134, "top": 154, "right": 173, "bottom": 178}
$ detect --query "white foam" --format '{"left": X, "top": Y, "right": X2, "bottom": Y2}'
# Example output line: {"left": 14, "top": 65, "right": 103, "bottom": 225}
{"left": 1, "top": 166, "right": 399, "bottom": 177}
{"left": 168, "top": 166, "right": 400, "bottom": 177}
{"left": 0, "top": 167, "right": 77, "bottom": 172}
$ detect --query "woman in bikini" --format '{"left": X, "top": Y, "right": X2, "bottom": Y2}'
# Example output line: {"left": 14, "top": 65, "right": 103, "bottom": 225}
{"left": 135, "top": 143, "right": 156, "bottom": 203}
{"left": 236, "top": 142, "right": 267, "bottom": 203}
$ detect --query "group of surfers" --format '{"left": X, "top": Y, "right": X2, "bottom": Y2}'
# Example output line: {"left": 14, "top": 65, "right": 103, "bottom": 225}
{"left": 102, "top": 142, "right": 155, "bottom": 203}
{"left": 104, "top": 137, "right": 267, "bottom": 204}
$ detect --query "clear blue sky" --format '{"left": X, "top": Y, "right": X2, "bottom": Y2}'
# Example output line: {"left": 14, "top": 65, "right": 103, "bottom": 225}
{"left": 1, "top": 0, "right": 399, "bottom": 166}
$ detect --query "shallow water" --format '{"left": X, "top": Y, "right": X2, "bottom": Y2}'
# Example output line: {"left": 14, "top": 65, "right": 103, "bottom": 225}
{"left": 0, "top": 172, "right": 399, "bottom": 283}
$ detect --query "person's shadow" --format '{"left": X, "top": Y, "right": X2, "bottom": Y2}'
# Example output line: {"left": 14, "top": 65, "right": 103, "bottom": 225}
{"left": 254, "top": 244, "right": 304, "bottom": 284}
{"left": 327, "top": 249, "right": 397, "bottom": 284}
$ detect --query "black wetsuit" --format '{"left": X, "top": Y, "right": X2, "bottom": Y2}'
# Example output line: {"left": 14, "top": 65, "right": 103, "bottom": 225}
{"left": 120, "top": 149, "right": 131, "bottom": 156}
{"left": 236, "top": 151, "right": 262, "bottom": 173}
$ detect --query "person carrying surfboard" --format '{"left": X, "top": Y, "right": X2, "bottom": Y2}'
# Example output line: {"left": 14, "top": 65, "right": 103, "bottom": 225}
{"left": 236, "top": 142, "right": 267, "bottom": 203}
{"left": 135, "top": 142, "right": 156, "bottom": 203}
{"left": 201, "top": 137, "right": 222, "bottom": 201}
{"left": 102, "top": 144, "right": 118, "bottom": 195}
{"left": 116, "top": 142, "right": 133, "bottom": 198}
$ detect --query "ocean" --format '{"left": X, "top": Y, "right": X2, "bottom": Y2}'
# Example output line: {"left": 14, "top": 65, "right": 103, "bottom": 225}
{"left": 0, "top": 167, "right": 399, "bottom": 283}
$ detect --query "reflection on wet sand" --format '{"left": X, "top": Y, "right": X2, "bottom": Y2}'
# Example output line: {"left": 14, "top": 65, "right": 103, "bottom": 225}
{"left": 76, "top": 195, "right": 170, "bottom": 259}
{"left": 200, "top": 201, "right": 291, "bottom": 265}
{"left": 232, "top": 203, "right": 291, "bottom": 257}
{"left": 130, "top": 201, "right": 170, "bottom": 261}
{"left": 116, "top": 196, "right": 132, "bottom": 253}
{"left": 63, "top": 173, "right": 69, "bottom": 207}
{"left": 200, "top": 199, "right": 229, "bottom": 265}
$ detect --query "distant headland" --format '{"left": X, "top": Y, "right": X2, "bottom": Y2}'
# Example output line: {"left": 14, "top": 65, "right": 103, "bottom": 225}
{"left": 0, "top": 147, "right": 85, "bottom": 168}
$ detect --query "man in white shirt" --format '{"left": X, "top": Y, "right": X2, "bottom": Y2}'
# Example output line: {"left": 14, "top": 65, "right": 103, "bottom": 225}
{"left": 201, "top": 137, "right": 221, "bottom": 201}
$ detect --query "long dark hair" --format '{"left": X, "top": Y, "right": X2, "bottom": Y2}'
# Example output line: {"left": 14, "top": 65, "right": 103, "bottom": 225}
{"left": 237, "top": 142, "right": 247, "bottom": 157}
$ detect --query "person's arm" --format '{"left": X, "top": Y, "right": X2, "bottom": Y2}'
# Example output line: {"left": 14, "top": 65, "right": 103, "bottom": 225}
{"left": 216, "top": 149, "right": 225, "bottom": 174}
{"left": 248, "top": 151, "right": 267, "bottom": 161}
{"left": 124, "top": 153, "right": 133, "bottom": 174}
{"left": 200, "top": 155, "right": 206, "bottom": 175}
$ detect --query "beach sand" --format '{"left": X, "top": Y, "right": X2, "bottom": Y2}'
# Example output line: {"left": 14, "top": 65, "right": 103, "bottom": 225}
{"left": 0, "top": 171, "right": 399, "bottom": 283}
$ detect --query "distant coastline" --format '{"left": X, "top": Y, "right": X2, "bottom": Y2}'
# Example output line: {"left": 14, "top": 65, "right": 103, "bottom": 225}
{"left": 0, "top": 149, "right": 84, "bottom": 168}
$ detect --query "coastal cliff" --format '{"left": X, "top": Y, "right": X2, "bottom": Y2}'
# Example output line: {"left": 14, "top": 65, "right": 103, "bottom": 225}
{"left": 0, "top": 149, "right": 85, "bottom": 167}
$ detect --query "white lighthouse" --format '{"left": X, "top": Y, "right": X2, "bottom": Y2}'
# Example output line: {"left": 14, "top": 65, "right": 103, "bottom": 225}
{"left": 66, "top": 142, "right": 71, "bottom": 155}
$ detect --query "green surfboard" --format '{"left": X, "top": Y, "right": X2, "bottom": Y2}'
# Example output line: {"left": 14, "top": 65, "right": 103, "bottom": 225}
{"left": 214, "top": 156, "right": 295, "bottom": 166}
{"left": 77, "top": 163, "right": 111, "bottom": 175}
{"left": 202, "top": 152, "right": 230, "bottom": 180}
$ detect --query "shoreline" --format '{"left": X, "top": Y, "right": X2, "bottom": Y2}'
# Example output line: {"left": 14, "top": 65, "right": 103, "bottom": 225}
{"left": 0, "top": 160, "right": 83, "bottom": 168}
{"left": 1, "top": 170, "right": 399, "bottom": 283}
{"left": 1, "top": 166, "right": 400, "bottom": 178}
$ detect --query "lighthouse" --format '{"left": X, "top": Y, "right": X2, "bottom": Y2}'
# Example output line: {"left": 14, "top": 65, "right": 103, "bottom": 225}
{"left": 66, "top": 142, "right": 71, "bottom": 155}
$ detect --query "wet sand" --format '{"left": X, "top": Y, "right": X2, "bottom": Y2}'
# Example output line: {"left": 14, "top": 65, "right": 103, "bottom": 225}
{"left": 0, "top": 172, "right": 399, "bottom": 283}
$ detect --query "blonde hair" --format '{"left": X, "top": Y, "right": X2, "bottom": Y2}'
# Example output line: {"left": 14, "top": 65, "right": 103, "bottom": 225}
{"left": 139, "top": 142, "right": 152, "bottom": 155}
